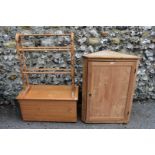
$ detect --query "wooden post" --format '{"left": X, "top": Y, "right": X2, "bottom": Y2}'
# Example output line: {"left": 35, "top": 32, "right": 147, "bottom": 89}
{"left": 16, "top": 33, "right": 28, "bottom": 89}
{"left": 70, "top": 32, "right": 75, "bottom": 96}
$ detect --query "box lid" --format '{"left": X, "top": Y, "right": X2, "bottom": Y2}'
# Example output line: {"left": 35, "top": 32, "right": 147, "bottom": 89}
{"left": 83, "top": 50, "right": 140, "bottom": 60}
{"left": 17, "top": 85, "right": 78, "bottom": 100}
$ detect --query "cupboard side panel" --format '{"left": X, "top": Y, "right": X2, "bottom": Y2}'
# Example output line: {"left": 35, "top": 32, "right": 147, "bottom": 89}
{"left": 124, "top": 60, "right": 140, "bottom": 123}
{"left": 81, "top": 58, "right": 88, "bottom": 121}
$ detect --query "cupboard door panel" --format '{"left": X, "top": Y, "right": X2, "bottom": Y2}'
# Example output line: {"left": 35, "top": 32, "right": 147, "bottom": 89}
{"left": 87, "top": 61, "right": 133, "bottom": 121}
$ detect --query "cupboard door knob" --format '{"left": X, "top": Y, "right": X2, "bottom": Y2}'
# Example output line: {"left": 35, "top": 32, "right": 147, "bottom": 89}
{"left": 88, "top": 93, "right": 92, "bottom": 97}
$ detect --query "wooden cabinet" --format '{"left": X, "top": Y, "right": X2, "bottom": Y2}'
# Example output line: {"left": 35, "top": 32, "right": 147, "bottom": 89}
{"left": 82, "top": 51, "right": 140, "bottom": 123}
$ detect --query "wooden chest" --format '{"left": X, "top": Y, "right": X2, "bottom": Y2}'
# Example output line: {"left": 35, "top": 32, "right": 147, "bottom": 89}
{"left": 82, "top": 50, "right": 140, "bottom": 123}
{"left": 17, "top": 85, "right": 78, "bottom": 122}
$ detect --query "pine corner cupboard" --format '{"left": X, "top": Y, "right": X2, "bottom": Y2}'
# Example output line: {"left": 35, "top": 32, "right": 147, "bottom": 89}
{"left": 82, "top": 50, "right": 140, "bottom": 123}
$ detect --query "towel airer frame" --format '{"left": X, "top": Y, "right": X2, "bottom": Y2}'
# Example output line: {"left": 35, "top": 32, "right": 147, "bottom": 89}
{"left": 15, "top": 32, "right": 76, "bottom": 96}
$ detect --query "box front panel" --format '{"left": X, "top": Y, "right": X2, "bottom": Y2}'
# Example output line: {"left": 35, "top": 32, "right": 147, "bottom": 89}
{"left": 87, "top": 61, "right": 133, "bottom": 122}
{"left": 19, "top": 100, "right": 77, "bottom": 122}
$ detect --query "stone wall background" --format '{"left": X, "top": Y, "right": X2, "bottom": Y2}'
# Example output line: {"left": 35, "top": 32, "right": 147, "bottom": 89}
{"left": 0, "top": 26, "right": 155, "bottom": 102}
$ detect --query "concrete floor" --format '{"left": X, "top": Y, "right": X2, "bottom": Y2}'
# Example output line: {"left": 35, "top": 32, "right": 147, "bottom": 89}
{"left": 0, "top": 100, "right": 155, "bottom": 129}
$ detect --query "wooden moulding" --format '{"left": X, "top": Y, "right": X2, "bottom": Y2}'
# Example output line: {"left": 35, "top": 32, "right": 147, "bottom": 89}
{"left": 16, "top": 33, "right": 78, "bottom": 122}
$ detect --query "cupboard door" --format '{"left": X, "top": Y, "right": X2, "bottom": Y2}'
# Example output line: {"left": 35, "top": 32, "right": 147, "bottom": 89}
{"left": 87, "top": 61, "right": 134, "bottom": 122}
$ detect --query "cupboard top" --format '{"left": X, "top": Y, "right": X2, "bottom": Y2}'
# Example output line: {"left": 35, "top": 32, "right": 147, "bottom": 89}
{"left": 83, "top": 50, "right": 140, "bottom": 60}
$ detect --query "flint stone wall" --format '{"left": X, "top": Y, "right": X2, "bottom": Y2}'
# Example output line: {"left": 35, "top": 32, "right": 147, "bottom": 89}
{"left": 0, "top": 26, "right": 155, "bottom": 103}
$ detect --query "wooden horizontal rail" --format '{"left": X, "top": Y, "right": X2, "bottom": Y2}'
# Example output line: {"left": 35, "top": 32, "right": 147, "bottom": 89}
{"left": 20, "top": 34, "right": 71, "bottom": 37}
{"left": 19, "top": 48, "right": 70, "bottom": 51}
{"left": 21, "top": 46, "right": 71, "bottom": 49}
{"left": 26, "top": 68, "right": 71, "bottom": 71}
{"left": 23, "top": 71, "right": 71, "bottom": 74}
